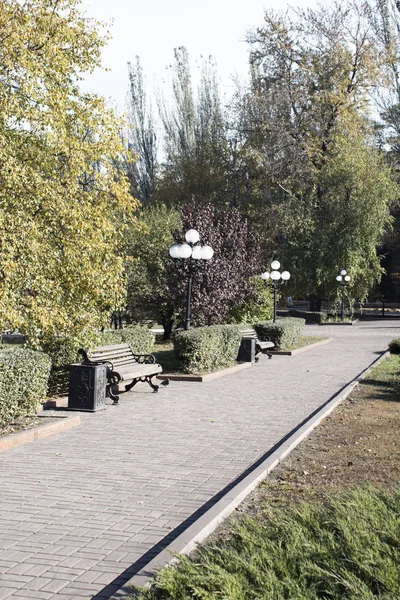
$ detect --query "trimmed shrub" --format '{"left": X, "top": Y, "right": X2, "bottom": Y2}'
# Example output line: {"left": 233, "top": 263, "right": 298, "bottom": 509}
{"left": 174, "top": 325, "right": 242, "bottom": 374}
{"left": 288, "top": 309, "right": 327, "bottom": 324}
{"left": 100, "top": 327, "right": 155, "bottom": 354}
{"left": 389, "top": 338, "right": 400, "bottom": 354}
{"left": 0, "top": 347, "right": 51, "bottom": 427}
{"left": 253, "top": 317, "right": 305, "bottom": 349}
{"left": 41, "top": 331, "right": 100, "bottom": 397}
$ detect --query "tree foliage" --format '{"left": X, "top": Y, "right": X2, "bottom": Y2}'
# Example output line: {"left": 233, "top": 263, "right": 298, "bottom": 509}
{"left": 125, "top": 2, "right": 400, "bottom": 310}
{"left": 155, "top": 47, "right": 233, "bottom": 207}
{"left": 126, "top": 56, "right": 158, "bottom": 204}
{"left": 242, "top": 1, "right": 398, "bottom": 303}
{"left": 124, "top": 204, "right": 182, "bottom": 338}
{"left": 125, "top": 203, "right": 264, "bottom": 336}
{"left": 0, "top": 0, "right": 139, "bottom": 345}
{"left": 177, "top": 203, "right": 263, "bottom": 326}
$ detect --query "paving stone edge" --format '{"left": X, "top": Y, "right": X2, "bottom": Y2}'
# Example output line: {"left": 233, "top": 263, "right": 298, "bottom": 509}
{"left": 319, "top": 320, "right": 359, "bottom": 326}
{"left": 270, "top": 337, "right": 332, "bottom": 356}
{"left": 109, "top": 349, "right": 389, "bottom": 599}
{"left": 157, "top": 362, "right": 252, "bottom": 382}
{"left": 0, "top": 414, "right": 82, "bottom": 453}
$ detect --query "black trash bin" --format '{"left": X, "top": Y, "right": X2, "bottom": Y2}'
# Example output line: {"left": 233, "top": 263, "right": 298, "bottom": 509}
{"left": 68, "top": 363, "right": 107, "bottom": 412}
{"left": 237, "top": 337, "right": 256, "bottom": 363}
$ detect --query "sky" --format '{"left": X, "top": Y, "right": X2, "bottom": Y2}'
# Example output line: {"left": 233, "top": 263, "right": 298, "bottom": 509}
{"left": 81, "top": 0, "right": 317, "bottom": 115}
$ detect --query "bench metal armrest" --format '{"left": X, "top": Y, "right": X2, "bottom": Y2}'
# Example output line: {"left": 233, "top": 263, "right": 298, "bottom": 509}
{"left": 131, "top": 353, "right": 156, "bottom": 364}
{"left": 107, "top": 370, "right": 122, "bottom": 385}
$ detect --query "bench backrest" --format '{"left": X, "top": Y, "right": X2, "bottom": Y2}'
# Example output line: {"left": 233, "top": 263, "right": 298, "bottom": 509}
{"left": 240, "top": 328, "right": 257, "bottom": 339}
{"left": 83, "top": 343, "right": 136, "bottom": 369}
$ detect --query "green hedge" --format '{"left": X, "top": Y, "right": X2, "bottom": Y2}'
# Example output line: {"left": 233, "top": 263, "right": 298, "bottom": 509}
{"left": 288, "top": 309, "right": 327, "bottom": 324}
{"left": 253, "top": 317, "right": 305, "bottom": 349}
{"left": 174, "top": 325, "right": 242, "bottom": 374}
{"left": 0, "top": 347, "right": 51, "bottom": 427}
{"left": 44, "top": 327, "right": 155, "bottom": 396}
{"left": 389, "top": 338, "right": 400, "bottom": 354}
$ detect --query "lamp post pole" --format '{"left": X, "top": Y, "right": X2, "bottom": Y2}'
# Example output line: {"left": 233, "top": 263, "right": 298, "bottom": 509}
{"left": 336, "top": 270, "right": 351, "bottom": 322}
{"left": 272, "top": 280, "right": 278, "bottom": 323}
{"left": 261, "top": 261, "right": 291, "bottom": 323}
{"left": 185, "top": 269, "right": 193, "bottom": 331}
{"left": 169, "top": 229, "right": 214, "bottom": 330}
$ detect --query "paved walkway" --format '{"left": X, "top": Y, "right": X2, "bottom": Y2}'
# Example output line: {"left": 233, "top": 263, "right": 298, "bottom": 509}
{"left": 0, "top": 320, "right": 399, "bottom": 600}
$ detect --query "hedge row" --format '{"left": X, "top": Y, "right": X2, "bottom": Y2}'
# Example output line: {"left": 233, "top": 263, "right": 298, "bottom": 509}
{"left": 254, "top": 317, "right": 306, "bottom": 349}
{"left": 174, "top": 325, "right": 242, "bottom": 374}
{"left": 0, "top": 347, "right": 52, "bottom": 427}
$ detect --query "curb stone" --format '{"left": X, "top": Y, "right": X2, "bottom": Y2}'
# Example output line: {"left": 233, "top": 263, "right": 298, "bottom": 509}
{"left": 157, "top": 362, "right": 252, "bottom": 382}
{"left": 270, "top": 337, "right": 332, "bottom": 356}
{"left": 0, "top": 414, "right": 81, "bottom": 453}
{"left": 319, "top": 320, "right": 359, "bottom": 326}
{"left": 109, "top": 350, "right": 389, "bottom": 598}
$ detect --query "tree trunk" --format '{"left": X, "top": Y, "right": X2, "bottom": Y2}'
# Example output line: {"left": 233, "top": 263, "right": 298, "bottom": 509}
{"left": 162, "top": 308, "right": 175, "bottom": 341}
{"left": 309, "top": 296, "right": 322, "bottom": 311}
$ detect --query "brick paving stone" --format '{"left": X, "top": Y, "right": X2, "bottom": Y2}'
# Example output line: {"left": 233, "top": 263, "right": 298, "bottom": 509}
{"left": 0, "top": 321, "right": 398, "bottom": 599}
{"left": 0, "top": 589, "right": 16, "bottom": 600}
{"left": 12, "top": 593, "right": 54, "bottom": 600}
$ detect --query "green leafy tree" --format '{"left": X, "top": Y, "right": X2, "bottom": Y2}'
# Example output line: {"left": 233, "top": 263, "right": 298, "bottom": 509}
{"left": 242, "top": 2, "right": 397, "bottom": 307}
{"left": 156, "top": 47, "right": 233, "bottom": 207}
{"left": 0, "top": 0, "right": 139, "bottom": 346}
{"left": 126, "top": 56, "right": 158, "bottom": 204}
{"left": 125, "top": 204, "right": 182, "bottom": 339}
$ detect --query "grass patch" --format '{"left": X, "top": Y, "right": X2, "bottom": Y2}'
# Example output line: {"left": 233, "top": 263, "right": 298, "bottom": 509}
{"left": 152, "top": 342, "right": 180, "bottom": 374}
{"left": 133, "top": 354, "right": 400, "bottom": 600}
{"left": 136, "top": 487, "right": 400, "bottom": 599}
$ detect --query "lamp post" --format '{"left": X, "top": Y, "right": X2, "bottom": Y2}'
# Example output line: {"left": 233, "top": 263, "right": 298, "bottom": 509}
{"left": 336, "top": 269, "right": 351, "bottom": 322}
{"left": 169, "top": 229, "right": 214, "bottom": 330}
{"left": 261, "top": 260, "right": 291, "bottom": 323}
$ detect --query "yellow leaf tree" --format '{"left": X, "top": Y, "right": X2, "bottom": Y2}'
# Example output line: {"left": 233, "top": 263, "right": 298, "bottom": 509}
{"left": 0, "top": 0, "right": 139, "bottom": 345}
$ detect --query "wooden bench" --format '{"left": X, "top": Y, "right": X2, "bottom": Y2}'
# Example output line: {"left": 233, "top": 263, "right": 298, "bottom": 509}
{"left": 79, "top": 343, "right": 165, "bottom": 404}
{"left": 240, "top": 328, "right": 275, "bottom": 361}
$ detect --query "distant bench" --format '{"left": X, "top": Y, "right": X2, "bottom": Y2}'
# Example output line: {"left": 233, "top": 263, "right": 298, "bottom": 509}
{"left": 239, "top": 328, "right": 275, "bottom": 362}
{"left": 79, "top": 343, "right": 165, "bottom": 404}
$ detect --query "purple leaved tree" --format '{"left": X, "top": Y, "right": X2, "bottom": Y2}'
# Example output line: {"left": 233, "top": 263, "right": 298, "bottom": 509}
{"left": 169, "top": 203, "right": 261, "bottom": 327}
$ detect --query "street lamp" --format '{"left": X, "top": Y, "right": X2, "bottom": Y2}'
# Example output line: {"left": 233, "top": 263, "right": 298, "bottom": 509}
{"left": 261, "top": 260, "right": 291, "bottom": 323}
{"left": 169, "top": 229, "right": 214, "bottom": 330}
{"left": 336, "top": 269, "right": 351, "bottom": 322}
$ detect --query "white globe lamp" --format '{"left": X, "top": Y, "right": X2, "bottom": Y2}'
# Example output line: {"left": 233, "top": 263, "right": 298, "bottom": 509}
{"left": 185, "top": 229, "right": 200, "bottom": 244}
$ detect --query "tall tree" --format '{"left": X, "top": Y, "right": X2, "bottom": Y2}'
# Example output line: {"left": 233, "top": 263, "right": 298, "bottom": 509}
{"left": 241, "top": 2, "right": 397, "bottom": 306}
{"left": 177, "top": 203, "right": 262, "bottom": 326}
{"left": 0, "top": 0, "right": 139, "bottom": 345}
{"left": 125, "top": 204, "right": 182, "bottom": 340}
{"left": 126, "top": 56, "right": 158, "bottom": 204}
{"left": 156, "top": 47, "right": 231, "bottom": 207}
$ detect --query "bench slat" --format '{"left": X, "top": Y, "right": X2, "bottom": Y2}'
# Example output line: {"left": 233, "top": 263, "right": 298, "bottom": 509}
{"left": 91, "top": 343, "right": 131, "bottom": 353}
{"left": 240, "top": 328, "right": 257, "bottom": 338}
{"left": 111, "top": 357, "right": 140, "bottom": 367}
{"left": 116, "top": 364, "right": 162, "bottom": 381}
{"left": 90, "top": 352, "right": 134, "bottom": 362}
